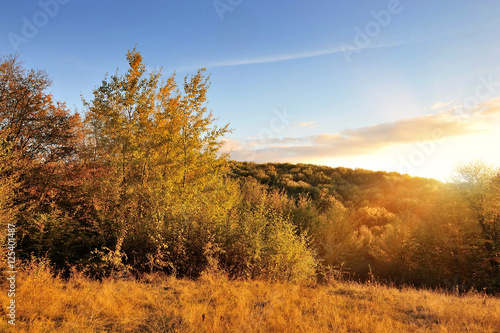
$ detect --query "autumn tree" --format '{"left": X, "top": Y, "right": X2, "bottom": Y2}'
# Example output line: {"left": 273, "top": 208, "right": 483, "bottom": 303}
{"left": 0, "top": 54, "right": 81, "bottom": 208}
{"left": 452, "top": 161, "right": 500, "bottom": 242}
{"left": 0, "top": 54, "right": 81, "bottom": 210}
{"left": 0, "top": 55, "right": 80, "bottom": 163}
{"left": 452, "top": 160, "right": 500, "bottom": 289}
{"left": 0, "top": 54, "right": 91, "bottom": 273}
{"left": 82, "top": 48, "right": 233, "bottom": 275}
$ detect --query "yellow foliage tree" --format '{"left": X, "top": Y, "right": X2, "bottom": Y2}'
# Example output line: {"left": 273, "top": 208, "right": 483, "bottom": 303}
{"left": 82, "top": 48, "right": 232, "bottom": 274}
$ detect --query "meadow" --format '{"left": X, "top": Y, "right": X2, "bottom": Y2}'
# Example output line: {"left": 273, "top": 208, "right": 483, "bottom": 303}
{"left": 1, "top": 261, "right": 499, "bottom": 332}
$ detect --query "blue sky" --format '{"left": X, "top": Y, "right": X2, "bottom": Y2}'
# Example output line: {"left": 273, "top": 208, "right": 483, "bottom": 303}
{"left": 1, "top": 0, "right": 500, "bottom": 180}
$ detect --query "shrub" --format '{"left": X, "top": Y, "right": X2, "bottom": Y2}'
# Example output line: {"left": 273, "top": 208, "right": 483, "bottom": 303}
{"left": 217, "top": 206, "right": 317, "bottom": 283}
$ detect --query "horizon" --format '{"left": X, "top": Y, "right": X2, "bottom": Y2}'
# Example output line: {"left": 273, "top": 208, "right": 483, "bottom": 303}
{"left": 2, "top": 0, "right": 500, "bottom": 181}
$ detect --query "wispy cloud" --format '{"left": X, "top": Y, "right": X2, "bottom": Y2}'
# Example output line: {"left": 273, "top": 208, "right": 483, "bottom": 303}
{"left": 298, "top": 121, "right": 319, "bottom": 127}
{"left": 178, "top": 41, "right": 405, "bottom": 72}
{"left": 427, "top": 101, "right": 455, "bottom": 111}
{"left": 56, "top": 54, "right": 104, "bottom": 73}
{"left": 480, "top": 98, "right": 500, "bottom": 115}
{"left": 226, "top": 98, "right": 500, "bottom": 163}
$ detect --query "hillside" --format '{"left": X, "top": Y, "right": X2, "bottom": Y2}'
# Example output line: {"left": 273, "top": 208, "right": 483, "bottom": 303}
{"left": 229, "top": 161, "right": 444, "bottom": 208}
{"left": 228, "top": 161, "right": 500, "bottom": 291}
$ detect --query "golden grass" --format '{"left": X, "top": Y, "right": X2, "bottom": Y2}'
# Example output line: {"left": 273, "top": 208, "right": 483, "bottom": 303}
{"left": 1, "top": 264, "right": 499, "bottom": 332}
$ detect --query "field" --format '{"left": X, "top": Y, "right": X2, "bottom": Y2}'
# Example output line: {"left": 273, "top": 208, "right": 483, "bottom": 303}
{"left": 1, "top": 263, "right": 499, "bottom": 333}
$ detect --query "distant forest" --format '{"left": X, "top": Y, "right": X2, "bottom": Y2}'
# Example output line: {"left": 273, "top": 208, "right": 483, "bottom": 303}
{"left": 229, "top": 161, "right": 500, "bottom": 291}
{"left": 1, "top": 51, "right": 499, "bottom": 293}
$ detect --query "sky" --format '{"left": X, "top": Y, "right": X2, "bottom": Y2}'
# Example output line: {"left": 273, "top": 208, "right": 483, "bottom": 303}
{"left": 1, "top": 0, "right": 500, "bottom": 181}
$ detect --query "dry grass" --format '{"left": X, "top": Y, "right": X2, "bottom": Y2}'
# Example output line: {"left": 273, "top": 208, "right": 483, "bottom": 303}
{"left": 1, "top": 264, "right": 499, "bottom": 332}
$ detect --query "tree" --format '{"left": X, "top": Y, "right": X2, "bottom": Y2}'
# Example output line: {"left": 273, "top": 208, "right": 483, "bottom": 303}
{"left": 0, "top": 53, "right": 82, "bottom": 219}
{"left": 0, "top": 53, "right": 82, "bottom": 215}
{"left": 82, "top": 48, "right": 232, "bottom": 274}
{"left": 452, "top": 160, "right": 500, "bottom": 242}
{"left": 452, "top": 160, "right": 500, "bottom": 290}
{"left": 0, "top": 54, "right": 80, "bottom": 163}
{"left": 0, "top": 54, "right": 85, "bottom": 271}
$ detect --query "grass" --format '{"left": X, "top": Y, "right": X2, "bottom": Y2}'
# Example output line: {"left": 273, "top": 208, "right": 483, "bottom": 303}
{"left": 1, "top": 263, "right": 499, "bottom": 332}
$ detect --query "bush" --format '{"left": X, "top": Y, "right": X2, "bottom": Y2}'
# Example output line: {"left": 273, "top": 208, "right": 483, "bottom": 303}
{"left": 216, "top": 205, "right": 317, "bottom": 283}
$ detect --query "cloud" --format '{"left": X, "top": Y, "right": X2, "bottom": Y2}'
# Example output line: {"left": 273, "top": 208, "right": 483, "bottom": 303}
{"left": 427, "top": 101, "right": 455, "bottom": 110}
{"left": 298, "top": 121, "right": 319, "bottom": 127}
{"left": 178, "top": 42, "right": 405, "bottom": 72}
{"left": 480, "top": 98, "right": 500, "bottom": 115}
{"left": 225, "top": 98, "right": 500, "bottom": 163}
{"left": 56, "top": 54, "right": 104, "bottom": 73}
{"left": 219, "top": 138, "right": 244, "bottom": 154}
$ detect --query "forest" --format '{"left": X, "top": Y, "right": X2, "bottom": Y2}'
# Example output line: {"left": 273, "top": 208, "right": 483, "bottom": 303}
{"left": 1, "top": 48, "right": 499, "bottom": 298}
